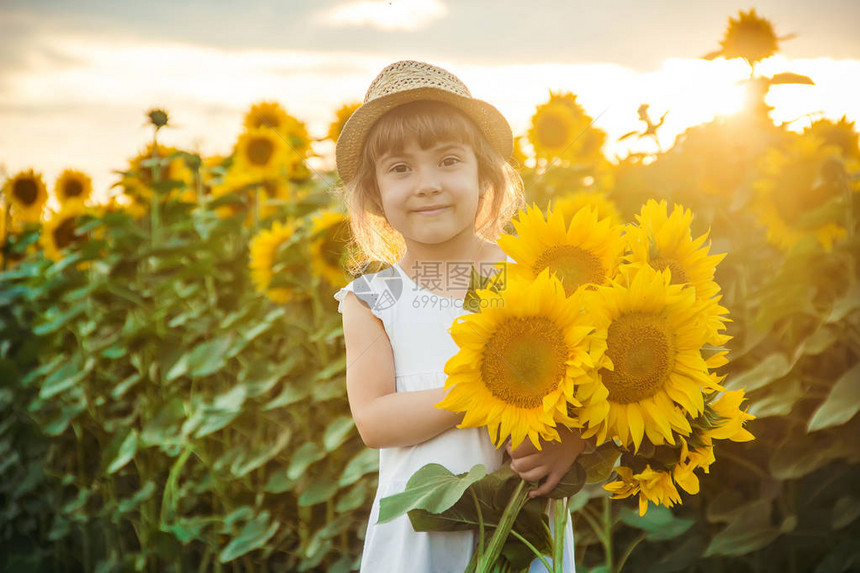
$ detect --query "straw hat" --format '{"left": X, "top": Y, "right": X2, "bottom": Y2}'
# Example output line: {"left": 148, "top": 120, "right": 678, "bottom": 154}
{"left": 335, "top": 60, "right": 513, "bottom": 184}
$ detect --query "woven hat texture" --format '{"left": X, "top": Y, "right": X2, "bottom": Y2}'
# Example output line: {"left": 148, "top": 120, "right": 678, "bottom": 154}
{"left": 335, "top": 60, "right": 513, "bottom": 183}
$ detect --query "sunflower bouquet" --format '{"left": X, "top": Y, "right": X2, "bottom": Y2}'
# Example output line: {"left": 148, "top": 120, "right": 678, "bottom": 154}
{"left": 379, "top": 200, "right": 755, "bottom": 572}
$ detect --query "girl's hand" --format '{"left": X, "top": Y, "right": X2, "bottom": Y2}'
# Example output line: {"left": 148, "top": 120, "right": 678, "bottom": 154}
{"left": 506, "top": 426, "right": 587, "bottom": 498}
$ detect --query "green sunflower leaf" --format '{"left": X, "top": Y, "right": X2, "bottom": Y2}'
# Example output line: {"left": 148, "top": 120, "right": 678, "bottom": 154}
{"left": 807, "top": 362, "right": 860, "bottom": 432}
{"left": 378, "top": 463, "right": 487, "bottom": 524}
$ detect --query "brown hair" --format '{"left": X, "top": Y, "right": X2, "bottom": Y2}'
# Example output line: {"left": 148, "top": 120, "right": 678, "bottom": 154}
{"left": 335, "top": 100, "right": 525, "bottom": 275}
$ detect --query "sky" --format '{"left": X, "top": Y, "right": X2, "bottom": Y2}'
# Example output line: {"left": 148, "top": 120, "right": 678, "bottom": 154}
{"left": 1, "top": 0, "right": 859, "bottom": 202}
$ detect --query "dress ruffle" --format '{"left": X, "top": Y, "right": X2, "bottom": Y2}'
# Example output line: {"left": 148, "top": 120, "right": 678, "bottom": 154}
{"left": 334, "top": 282, "right": 385, "bottom": 319}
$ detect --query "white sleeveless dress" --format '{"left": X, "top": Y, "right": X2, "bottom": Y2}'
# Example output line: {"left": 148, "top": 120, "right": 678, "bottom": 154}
{"left": 334, "top": 257, "right": 576, "bottom": 573}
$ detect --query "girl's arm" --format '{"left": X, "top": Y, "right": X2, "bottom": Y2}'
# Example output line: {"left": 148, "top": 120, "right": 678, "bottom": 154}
{"left": 507, "top": 426, "right": 589, "bottom": 498}
{"left": 341, "top": 291, "right": 463, "bottom": 449}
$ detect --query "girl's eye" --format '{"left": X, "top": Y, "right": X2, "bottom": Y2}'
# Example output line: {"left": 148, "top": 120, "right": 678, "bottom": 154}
{"left": 389, "top": 164, "right": 409, "bottom": 173}
{"left": 441, "top": 156, "right": 460, "bottom": 167}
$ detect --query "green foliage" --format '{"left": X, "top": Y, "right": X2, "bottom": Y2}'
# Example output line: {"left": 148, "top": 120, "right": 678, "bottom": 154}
{"left": 2, "top": 28, "right": 860, "bottom": 572}
{"left": 0, "top": 146, "right": 372, "bottom": 571}
{"left": 559, "top": 117, "right": 860, "bottom": 573}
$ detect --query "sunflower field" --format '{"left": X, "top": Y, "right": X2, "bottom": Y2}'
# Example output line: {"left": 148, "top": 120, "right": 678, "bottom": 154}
{"left": 2, "top": 10, "right": 859, "bottom": 573}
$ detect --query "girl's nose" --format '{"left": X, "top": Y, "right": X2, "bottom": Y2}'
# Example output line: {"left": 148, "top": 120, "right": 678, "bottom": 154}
{"left": 417, "top": 176, "right": 442, "bottom": 196}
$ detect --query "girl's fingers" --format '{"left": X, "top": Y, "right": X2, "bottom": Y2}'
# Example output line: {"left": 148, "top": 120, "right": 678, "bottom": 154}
{"left": 509, "top": 452, "right": 545, "bottom": 473}
{"left": 513, "top": 465, "right": 549, "bottom": 483}
{"left": 529, "top": 470, "right": 562, "bottom": 498}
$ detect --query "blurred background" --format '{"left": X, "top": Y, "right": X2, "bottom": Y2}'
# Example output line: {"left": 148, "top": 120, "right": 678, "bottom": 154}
{"left": 1, "top": 2, "right": 859, "bottom": 573}
{"left": 1, "top": 0, "right": 859, "bottom": 199}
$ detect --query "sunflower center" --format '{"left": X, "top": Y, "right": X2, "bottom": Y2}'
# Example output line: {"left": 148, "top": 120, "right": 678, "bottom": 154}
{"left": 533, "top": 245, "right": 605, "bottom": 296}
{"left": 13, "top": 179, "right": 38, "bottom": 205}
{"left": 480, "top": 316, "right": 568, "bottom": 409}
{"left": 603, "top": 312, "right": 675, "bottom": 404}
{"left": 64, "top": 180, "right": 84, "bottom": 198}
{"left": 536, "top": 113, "right": 570, "bottom": 149}
{"left": 650, "top": 257, "right": 687, "bottom": 284}
{"left": 54, "top": 218, "right": 83, "bottom": 249}
{"left": 247, "top": 137, "right": 275, "bottom": 166}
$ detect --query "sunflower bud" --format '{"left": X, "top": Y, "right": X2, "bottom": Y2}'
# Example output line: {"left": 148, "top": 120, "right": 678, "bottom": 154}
{"left": 147, "top": 109, "right": 170, "bottom": 129}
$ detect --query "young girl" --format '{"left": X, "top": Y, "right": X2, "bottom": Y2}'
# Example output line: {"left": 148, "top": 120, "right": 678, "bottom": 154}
{"left": 332, "top": 60, "right": 585, "bottom": 572}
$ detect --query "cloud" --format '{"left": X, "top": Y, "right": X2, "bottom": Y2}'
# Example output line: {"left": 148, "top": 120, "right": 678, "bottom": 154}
{"left": 316, "top": 0, "right": 448, "bottom": 32}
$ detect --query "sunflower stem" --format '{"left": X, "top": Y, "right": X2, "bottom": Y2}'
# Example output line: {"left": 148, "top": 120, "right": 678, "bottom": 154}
{"left": 615, "top": 532, "right": 646, "bottom": 572}
{"left": 150, "top": 132, "right": 161, "bottom": 248}
{"left": 476, "top": 478, "right": 529, "bottom": 573}
{"left": 551, "top": 498, "right": 569, "bottom": 573}
{"left": 508, "top": 529, "right": 553, "bottom": 572}
{"left": 843, "top": 165, "right": 855, "bottom": 282}
{"left": 2, "top": 205, "right": 8, "bottom": 272}
{"left": 578, "top": 502, "right": 607, "bottom": 547}
{"left": 470, "top": 488, "right": 485, "bottom": 562}
{"left": 603, "top": 496, "right": 615, "bottom": 573}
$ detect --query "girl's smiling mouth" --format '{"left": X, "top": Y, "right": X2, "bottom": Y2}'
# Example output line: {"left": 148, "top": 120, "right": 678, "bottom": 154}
{"left": 413, "top": 206, "right": 450, "bottom": 215}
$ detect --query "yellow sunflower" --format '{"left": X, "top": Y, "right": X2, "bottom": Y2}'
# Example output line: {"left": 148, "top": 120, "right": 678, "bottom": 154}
{"left": 199, "top": 154, "right": 230, "bottom": 199}
{"left": 714, "top": 9, "right": 781, "bottom": 65}
{"left": 40, "top": 199, "right": 96, "bottom": 262}
{"left": 499, "top": 203, "right": 625, "bottom": 297}
{"left": 55, "top": 169, "right": 93, "bottom": 205}
{"left": 257, "top": 178, "right": 294, "bottom": 215}
{"left": 550, "top": 191, "right": 622, "bottom": 228}
{"left": 702, "top": 389, "right": 755, "bottom": 444}
{"left": 672, "top": 437, "right": 716, "bottom": 496}
{"left": 232, "top": 128, "right": 291, "bottom": 181}
{"left": 437, "top": 268, "right": 602, "bottom": 451}
{"left": 1, "top": 201, "right": 25, "bottom": 237}
{"left": 327, "top": 102, "right": 361, "bottom": 143}
{"left": 210, "top": 168, "right": 292, "bottom": 226}
{"left": 243, "top": 101, "right": 312, "bottom": 159}
{"left": 527, "top": 91, "right": 606, "bottom": 165}
{"left": 209, "top": 169, "right": 250, "bottom": 221}
{"left": 803, "top": 116, "right": 860, "bottom": 162}
{"left": 244, "top": 101, "right": 288, "bottom": 132}
{"left": 752, "top": 133, "right": 847, "bottom": 251}
{"left": 578, "top": 265, "right": 724, "bottom": 452}
{"left": 603, "top": 465, "right": 681, "bottom": 516}
{"left": 3, "top": 169, "right": 49, "bottom": 224}
{"left": 119, "top": 143, "right": 194, "bottom": 204}
{"left": 529, "top": 101, "right": 575, "bottom": 160}
{"left": 672, "top": 460, "right": 699, "bottom": 496}
{"left": 636, "top": 466, "right": 682, "bottom": 514}
{"left": 248, "top": 219, "right": 303, "bottom": 304}
{"left": 625, "top": 199, "right": 730, "bottom": 345}
{"left": 308, "top": 209, "right": 353, "bottom": 288}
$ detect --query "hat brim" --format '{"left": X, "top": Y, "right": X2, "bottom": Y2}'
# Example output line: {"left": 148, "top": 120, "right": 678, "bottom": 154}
{"left": 335, "top": 87, "right": 513, "bottom": 184}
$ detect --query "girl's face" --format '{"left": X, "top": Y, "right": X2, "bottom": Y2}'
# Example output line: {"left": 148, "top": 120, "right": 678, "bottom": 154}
{"left": 375, "top": 136, "right": 482, "bottom": 251}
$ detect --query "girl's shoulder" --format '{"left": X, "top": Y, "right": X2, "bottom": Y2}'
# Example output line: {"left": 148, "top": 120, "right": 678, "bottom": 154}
{"left": 333, "top": 263, "right": 406, "bottom": 317}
